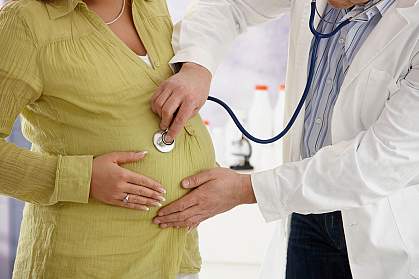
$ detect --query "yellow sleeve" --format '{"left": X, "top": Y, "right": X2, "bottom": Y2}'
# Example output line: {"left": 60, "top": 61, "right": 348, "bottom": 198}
{"left": 0, "top": 4, "right": 92, "bottom": 205}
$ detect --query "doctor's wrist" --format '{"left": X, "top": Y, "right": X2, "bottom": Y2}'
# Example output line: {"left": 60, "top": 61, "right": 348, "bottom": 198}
{"left": 238, "top": 174, "right": 257, "bottom": 205}
{"left": 180, "top": 62, "right": 212, "bottom": 78}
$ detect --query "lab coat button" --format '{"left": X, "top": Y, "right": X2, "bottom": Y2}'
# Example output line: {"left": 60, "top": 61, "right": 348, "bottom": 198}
{"left": 339, "top": 38, "right": 345, "bottom": 44}
{"left": 315, "top": 118, "right": 322, "bottom": 125}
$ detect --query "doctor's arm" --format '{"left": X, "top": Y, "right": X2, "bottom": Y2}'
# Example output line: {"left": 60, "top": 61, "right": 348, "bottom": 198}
{"left": 251, "top": 46, "right": 419, "bottom": 221}
{"left": 169, "top": 0, "right": 292, "bottom": 75}
{"left": 154, "top": 44, "right": 419, "bottom": 227}
{"left": 151, "top": 0, "right": 292, "bottom": 142}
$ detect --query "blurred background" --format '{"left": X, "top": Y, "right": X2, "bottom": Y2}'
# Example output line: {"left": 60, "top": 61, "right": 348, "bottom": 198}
{"left": 0, "top": 0, "right": 290, "bottom": 278}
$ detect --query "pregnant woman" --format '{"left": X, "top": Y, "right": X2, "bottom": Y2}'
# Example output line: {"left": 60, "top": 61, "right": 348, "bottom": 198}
{"left": 0, "top": 0, "right": 215, "bottom": 278}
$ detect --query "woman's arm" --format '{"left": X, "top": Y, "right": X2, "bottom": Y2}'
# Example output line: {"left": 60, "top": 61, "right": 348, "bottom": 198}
{"left": 0, "top": 9, "right": 92, "bottom": 205}
{"left": 0, "top": 137, "right": 92, "bottom": 205}
{"left": 0, "top": 4, "right": 165, "bottom": 209}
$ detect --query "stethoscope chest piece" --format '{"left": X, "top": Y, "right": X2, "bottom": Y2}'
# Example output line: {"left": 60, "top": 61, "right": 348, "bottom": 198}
{"left": 153, "top": 129, "right": 175, "bottom": 153}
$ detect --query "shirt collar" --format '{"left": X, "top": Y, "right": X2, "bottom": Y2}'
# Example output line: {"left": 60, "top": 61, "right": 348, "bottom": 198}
{"left": 341, "top": 0, "right": 395, "bottom": 22}
{"left": 46, "top": 0, "right": 84, "bottom": 20}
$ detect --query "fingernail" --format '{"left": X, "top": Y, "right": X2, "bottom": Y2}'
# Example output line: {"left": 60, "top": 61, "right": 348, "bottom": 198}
{"left": 153, "top": 219, "right": 161, "bottom": 224}
{"left": 158, "top": 196, "right": 166, "bottom": 202}
{"left": 159, "top": 188, "right": 167, "bottom": 194}
{"left": 136, "top": 151, "right": 148, "bottom": 156}
{"left": 143, "top": 207, "right": 150, "bottom": 211}
{"left": 160, "top": 224, "right": 168, "bottom": 228}
{"left": 153, "top": 202, "right": 162, "bottom": 207}
{"left": 165, "top": 135, "right": 173, "bottom": 143}
{"left": 182, "top": 180, "right": 190, "bottom": 188}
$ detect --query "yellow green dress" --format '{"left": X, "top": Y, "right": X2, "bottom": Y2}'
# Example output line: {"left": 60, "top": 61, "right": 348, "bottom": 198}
{"left": 0, "top": 0, "right": 215, "bottom": 278}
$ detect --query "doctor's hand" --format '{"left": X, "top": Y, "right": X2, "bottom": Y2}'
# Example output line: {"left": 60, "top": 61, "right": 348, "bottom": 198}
{"left": 151, "top": 62, "right": 212, "bottom": 143}
{"left": 153, "top": 168, "right": 256, "bottom": 229}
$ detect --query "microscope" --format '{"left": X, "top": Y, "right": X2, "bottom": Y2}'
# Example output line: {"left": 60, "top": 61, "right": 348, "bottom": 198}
{"left": 230, "top": 134, "right": 254, "bottom": 171}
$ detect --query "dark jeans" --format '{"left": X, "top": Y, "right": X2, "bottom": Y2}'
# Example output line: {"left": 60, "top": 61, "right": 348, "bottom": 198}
{"left": 285, "top": 211, "right": 353, "bottom": 279}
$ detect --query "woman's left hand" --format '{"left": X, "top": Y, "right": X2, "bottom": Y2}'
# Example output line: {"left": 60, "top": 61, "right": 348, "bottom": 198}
{"left": 153, "top": 168, "right": 256, "bottom": 229}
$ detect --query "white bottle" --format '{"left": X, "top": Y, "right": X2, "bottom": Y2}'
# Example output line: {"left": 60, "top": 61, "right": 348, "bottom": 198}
{"left": 271, "top": 84, "right": 286, "bottom": 166}
{"left": 202, "top": 119, "right": 211, "bottom": 133}
{"left": 247, "top": 85, "right": 274, "bottom": 171}
{"left": 224, "top": 109, "right": 248, "bottom": 168}
{"left": 208, "top": 126, "right": 227, "bottom": 167}
{"left": 203, "top": 119, "right": 227, "bottom": 167}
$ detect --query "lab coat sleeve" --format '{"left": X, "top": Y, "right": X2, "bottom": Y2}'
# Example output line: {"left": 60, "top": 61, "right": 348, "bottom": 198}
{"left": 251, "top": 44, "right": 419, "bottom": 222}
{"left": 169, "top": 0, "right": 292, "bottom": 75}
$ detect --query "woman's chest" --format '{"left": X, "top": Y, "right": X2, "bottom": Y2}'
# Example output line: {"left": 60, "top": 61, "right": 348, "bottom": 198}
{"left": 37, "top": 7, "right": 175, "bottom": 107}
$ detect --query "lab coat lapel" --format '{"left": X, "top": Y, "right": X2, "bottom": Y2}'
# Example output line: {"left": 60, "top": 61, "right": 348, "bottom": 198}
{"left": 340, "top": 1, "right": 409, "bottom": 92}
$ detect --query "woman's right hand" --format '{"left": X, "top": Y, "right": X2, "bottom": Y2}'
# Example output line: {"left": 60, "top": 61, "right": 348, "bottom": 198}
{"left": 90, "top": 151, "right": 166, "bottom": 211}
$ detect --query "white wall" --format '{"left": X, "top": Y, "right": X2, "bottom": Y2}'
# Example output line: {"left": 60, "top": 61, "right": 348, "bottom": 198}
{"left": 0, "top": 197, "right": 11, "bottom": 277}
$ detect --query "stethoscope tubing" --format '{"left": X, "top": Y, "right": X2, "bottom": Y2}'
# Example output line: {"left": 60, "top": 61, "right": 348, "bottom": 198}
{"left": 206, "top": 1, "right": 351, "bottom": 144}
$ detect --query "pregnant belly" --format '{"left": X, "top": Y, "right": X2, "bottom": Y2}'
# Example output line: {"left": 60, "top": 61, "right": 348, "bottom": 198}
{"left": 33, "top": 114, "right": 215, "bottom": 208}
{"left": 120, "top": 116, "right": 216, "bottom": 207}
{"left": 31, "top": 116, "right": 216, "bottom": 257}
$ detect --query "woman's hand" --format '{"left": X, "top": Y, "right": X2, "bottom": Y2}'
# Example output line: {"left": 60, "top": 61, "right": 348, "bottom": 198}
{"left": 90, "top": 151, "right": 166, "bottom": 211}
{"left": 151, "top": 62, "right": 212, "bottom": 143}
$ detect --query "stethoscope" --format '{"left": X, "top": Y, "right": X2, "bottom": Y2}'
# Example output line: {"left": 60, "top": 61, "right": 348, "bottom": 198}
{"left": 153, "top": 0, "right": 384, "bottom": 153}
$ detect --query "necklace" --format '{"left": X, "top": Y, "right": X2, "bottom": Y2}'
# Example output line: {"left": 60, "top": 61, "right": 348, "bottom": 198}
{"left": 105, "top": 0, "right": 126, "bottom": 25}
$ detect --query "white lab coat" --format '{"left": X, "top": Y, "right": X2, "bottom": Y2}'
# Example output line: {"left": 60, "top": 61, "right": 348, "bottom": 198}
{"left": 170, "top": 1, "right": 419, "bottom": 279}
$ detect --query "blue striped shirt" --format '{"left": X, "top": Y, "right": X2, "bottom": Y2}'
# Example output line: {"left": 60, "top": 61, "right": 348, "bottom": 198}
{"left": 301, "top": 0, "right": 395, "bottom": 159}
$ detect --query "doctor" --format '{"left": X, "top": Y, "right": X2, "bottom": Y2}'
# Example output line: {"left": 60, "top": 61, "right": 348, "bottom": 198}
{"left": 152, "top": 0, "right": 419, "bottom": 278}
